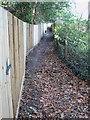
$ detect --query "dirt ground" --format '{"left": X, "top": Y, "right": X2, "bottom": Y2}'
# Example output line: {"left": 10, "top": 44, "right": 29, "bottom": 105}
{"left": 18, "top": 35, "right": 89, "bottom": 120}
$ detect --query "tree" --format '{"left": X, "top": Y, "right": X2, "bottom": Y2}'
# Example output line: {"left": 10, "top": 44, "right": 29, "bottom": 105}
{"left": 1, "top": 1, "right": 70, "bottom": 24}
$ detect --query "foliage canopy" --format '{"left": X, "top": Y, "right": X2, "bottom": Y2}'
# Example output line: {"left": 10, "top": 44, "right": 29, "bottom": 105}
{"left": 1, "top": 1, "right": 70, "bottom": 24}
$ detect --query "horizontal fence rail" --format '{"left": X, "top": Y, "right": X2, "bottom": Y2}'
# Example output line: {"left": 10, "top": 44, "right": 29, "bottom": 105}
{"left": 0, "top": 6, "right": 48, "bottom": 119}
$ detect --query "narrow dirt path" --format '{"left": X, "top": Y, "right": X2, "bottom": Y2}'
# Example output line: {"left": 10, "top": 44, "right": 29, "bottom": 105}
{"left": 18, "top": 35, "right": 89, "bottom": 119}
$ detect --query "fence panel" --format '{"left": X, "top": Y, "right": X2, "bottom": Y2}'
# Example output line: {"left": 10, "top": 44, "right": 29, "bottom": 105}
{"left": 0, "top": 6, "right": 45, "bottom": 119}
{"left": 0, "top": 7, "right": 13, "bottom": 118}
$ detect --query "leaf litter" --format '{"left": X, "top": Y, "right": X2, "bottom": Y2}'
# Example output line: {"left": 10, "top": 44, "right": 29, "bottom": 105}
{"left": 18, "top": 35, "right": 89, "bottom": 120}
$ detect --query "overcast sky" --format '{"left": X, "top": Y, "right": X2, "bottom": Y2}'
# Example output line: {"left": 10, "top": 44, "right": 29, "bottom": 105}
{"left": 70, "top": 0, "right": 88, "bottom": 19}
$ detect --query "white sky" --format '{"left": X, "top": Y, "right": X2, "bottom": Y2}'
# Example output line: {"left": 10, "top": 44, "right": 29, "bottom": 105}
{"left": 70, "top": 0, "right": 88, "bottom": 19}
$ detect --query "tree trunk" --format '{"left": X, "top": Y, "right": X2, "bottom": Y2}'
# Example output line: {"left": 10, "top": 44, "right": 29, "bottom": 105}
{"left": 32, "top": 2, "right": 37, "bottom": 24}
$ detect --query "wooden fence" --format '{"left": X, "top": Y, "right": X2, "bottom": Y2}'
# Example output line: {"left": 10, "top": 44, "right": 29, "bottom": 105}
{"left": 0, "top": 6, "right": 46, "bottom": 119}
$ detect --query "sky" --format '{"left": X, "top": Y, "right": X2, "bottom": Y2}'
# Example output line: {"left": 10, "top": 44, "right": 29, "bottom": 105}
{"left": 70, "top": 0, "right": 88, "bottom": 19}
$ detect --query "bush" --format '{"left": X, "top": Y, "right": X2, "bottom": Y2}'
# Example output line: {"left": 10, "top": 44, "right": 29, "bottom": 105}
{"left": 53, "top": 19, "right": 88, "bottom": 80}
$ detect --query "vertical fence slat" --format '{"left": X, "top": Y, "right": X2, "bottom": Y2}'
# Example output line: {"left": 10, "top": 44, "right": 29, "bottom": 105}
{"left": 41, "top": 23, "right": 44, "bottom": 37}
{"left": 31, "top": 24, "right": 34, "bottom": 48}
{"left": 6, "top": 10, "right": 13, "bottom": 118}
{"left": 18, "top": 20, "right": 24, "bottom": 86}
{"left": 13, "top": 16, "right": 20, "bottom": 111}
{"left": 0, "top": 7, "right": 3, "bottom": 119}
{"left": 1, "top": 8, "right": 9, "bottom": 118}
{"left": 26, "top": 24, "right": 30, "bottom": 52}
{"left": 38, "top": 24, "right": 41, "bottom": 42}
{"left": 29, "top": 25, "right": 31, "bottom": 49}
{"left": 23, "top": 22, "right": 27, "bottom": 63}
{"left": 8, "top": 13, "right": 16, "bottom": 116}
{"left": 34, "top": 25, "right": 38, "bottom": 46}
